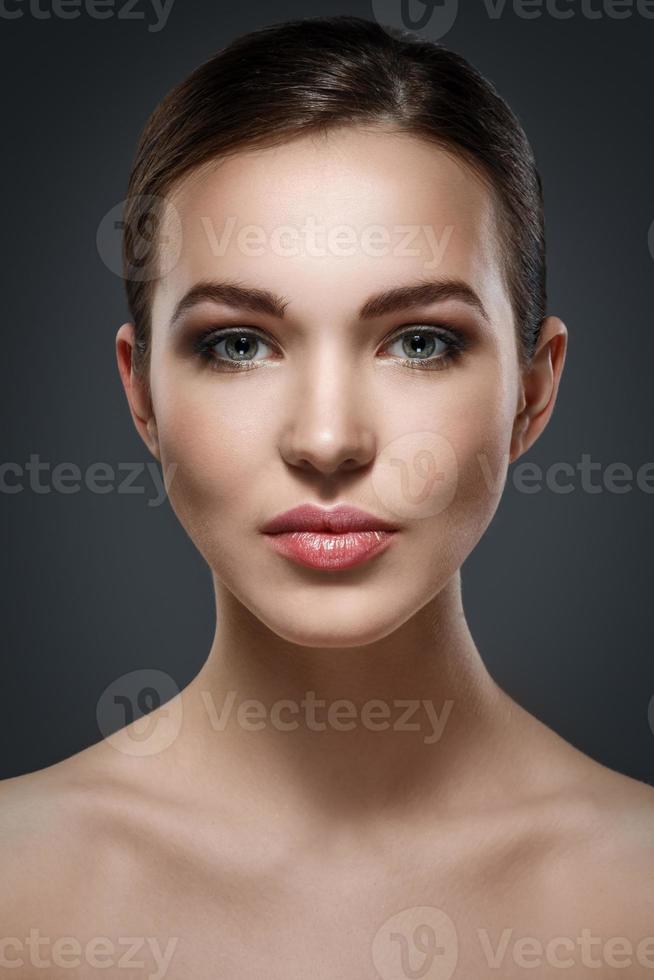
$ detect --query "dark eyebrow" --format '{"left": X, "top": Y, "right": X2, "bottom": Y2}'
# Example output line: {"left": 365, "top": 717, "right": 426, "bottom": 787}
{"left": 169, "top": 276, "right": 490, "bottom": 329}
{"left": 358, "top": 278, "right": 490, "bottom": 323}
{"left": 170, "top": 280, "right": 290, "bottom": 327}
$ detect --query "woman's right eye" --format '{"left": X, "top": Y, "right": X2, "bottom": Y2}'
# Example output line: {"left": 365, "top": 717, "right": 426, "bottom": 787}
{"left": 194, "top": 328, "right": 276, "bottom": 372}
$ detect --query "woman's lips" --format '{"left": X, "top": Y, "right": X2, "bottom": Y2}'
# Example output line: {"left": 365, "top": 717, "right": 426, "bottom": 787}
{"left": 263, "top": 529, "right": 397, "bottom": 571}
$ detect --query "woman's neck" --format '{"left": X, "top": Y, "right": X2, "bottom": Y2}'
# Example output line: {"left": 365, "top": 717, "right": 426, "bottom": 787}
{"left": 174, "top": 571, "right": 516, "bottom": 834}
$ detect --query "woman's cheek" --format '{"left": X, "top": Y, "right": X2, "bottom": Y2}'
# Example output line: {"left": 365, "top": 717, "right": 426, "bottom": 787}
{"left": 446, "top": 395, "right": 514, "bottom": 541}
{"left": 381, "top": 364, "right": 511, "bottom": 516}
{"left": 153, "top": 396, "right": 254, "bottom": 554}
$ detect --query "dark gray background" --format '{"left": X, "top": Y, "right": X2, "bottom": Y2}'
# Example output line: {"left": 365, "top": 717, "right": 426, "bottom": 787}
{"left": 2, "top": 0, "right": 653, "bottom": 783}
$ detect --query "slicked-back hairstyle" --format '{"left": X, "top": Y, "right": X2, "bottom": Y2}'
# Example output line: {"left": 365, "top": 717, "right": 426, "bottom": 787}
{"left": 122, "top": 14, "right": 546, "bottom": 389}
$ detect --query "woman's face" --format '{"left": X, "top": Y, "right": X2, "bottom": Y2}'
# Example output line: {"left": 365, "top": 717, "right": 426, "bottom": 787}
{"left": 144, "top": 126, "right": 525, "bottom": 646}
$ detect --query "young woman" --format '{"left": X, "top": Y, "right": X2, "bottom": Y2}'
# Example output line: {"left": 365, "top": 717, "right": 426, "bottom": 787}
{"left": 2, "top": 15, "right": 653, "bottom": 979}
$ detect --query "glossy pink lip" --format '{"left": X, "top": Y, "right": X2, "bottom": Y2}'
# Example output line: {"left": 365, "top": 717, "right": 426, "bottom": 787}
{"left": 261, "top": 504, "right": 399, "bottom": 571}
{"left": 261, "top": 503, "right": 399, "bottom": 535}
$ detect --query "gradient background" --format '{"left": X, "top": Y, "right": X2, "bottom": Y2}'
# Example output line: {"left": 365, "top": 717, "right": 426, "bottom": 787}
{"left": 2, "top": 0, "right": 653, "bottom": 783}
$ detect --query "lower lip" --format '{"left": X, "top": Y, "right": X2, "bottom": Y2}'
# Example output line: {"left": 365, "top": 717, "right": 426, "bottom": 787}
{"left": 263, "top": 529, "right": 397, "bottom": 571}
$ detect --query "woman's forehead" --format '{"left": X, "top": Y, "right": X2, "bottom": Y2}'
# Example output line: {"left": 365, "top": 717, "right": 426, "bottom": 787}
{"left": 153, "top": 129, "right": 508, "bottom": 329}
{"left": 166, "top": 127, "right": 494, "bottom": 230}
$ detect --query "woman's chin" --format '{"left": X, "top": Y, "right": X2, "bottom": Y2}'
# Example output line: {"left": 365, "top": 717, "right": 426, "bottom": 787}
{"left": 232, "top": 591, "right": 428, "bottom": 649}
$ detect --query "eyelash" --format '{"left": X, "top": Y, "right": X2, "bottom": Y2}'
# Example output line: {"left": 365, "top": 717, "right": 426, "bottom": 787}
{"left": 192, "top": 323, "right": 468, "bottom": 373}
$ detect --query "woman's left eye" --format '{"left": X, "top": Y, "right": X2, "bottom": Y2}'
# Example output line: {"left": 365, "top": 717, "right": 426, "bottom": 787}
{"left": 382, "top": 326, "right": 466, "bottom": 370}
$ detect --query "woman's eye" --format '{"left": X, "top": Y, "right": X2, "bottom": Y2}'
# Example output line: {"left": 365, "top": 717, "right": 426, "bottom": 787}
{"left": 382, "top": 327, "right": 464, "bottom": 370}
{"left": 194, "top": 328, "right": 275, "bottom": 371}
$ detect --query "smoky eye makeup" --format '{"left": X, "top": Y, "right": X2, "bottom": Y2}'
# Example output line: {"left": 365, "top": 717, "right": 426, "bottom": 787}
{"left": 191, "top": 324, "right": 280, "bottom": 372}
{"left": 176, "top": 310, "right": 475, "bottom": 375}
{"left": 380, "top": 321, "right": 469, "bottom": 371}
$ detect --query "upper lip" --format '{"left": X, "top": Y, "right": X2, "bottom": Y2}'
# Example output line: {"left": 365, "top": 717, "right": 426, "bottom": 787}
{"left": 261, "top": 503, "right": 399, "bottom": 534}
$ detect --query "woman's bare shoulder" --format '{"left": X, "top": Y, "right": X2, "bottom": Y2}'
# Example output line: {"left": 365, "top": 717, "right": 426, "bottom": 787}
{"left": 0, "top": 735, "right": 141, "bottom": 820}
{"left": 0, "top": 740, "right": 158, "bottom": 933}
{"left": 521, "top": 735, "right": 654, "bottom": 936}
{"left": 566, "top": 760, "right": 654, "bottom": 871}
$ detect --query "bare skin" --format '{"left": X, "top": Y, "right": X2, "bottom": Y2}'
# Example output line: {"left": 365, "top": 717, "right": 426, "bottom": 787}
{"left": 1, "top": 126, "right": 653, "bottom": 978}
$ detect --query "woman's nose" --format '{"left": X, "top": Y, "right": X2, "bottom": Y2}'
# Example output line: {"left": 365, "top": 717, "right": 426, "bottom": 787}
{"left": 278, "top": 357, "right": 377, "bottom": 477}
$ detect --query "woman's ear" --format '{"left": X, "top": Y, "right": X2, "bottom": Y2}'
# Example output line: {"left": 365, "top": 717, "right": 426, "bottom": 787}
{"left": 509, "top": 315, "right": 568, "bottom": 464}
{"left": 115, "top": 322, "right": 161, "bottom": 462}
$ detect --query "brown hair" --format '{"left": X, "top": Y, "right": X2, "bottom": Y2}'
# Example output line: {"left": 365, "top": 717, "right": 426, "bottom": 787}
{"left": 122, "top": 14, "right": 547, "bottom": 387}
